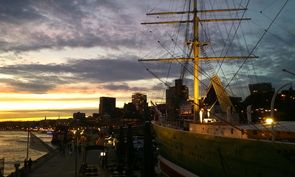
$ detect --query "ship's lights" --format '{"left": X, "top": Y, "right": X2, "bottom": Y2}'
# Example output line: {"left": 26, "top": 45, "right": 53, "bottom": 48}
{"left": 203, "top": 118, "right": 215, "bottom": 123}
{"left": 100, "top": 151, "right": 106, "bottom": 157}
{"left": 72, "top": 130, "right": 77, "bottom": 135}
{"left": 199, "top": 109, "right": 204, "bottom": 123}
{"left": 264, "top": 117, "right": 274, "bottom": 125}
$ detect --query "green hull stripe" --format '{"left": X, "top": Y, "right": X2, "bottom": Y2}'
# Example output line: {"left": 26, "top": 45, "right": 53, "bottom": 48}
{"left": 153, "top": 123, "right": 295, "bottom": 177}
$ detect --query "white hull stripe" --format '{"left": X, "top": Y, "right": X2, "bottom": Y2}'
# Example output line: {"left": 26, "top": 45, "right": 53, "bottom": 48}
{"left": 159, "top": 155, "right": 200, "bottom": 177}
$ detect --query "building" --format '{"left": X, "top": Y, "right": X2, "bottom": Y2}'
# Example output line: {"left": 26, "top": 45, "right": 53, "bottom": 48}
{"left": 73, "top": 112, "right": 86, "bottom": 121}
{"left": 132, "top": 93, "right": 148, "bottom": 118}
{"left": 243, "top": 83, "right": 295, "bottom": 122}
{"left": 249, "top": 83, "right": 274, "bottom": 94}
{"left": 123, "top": 102, "right": 139, "bottom": 119}
{"left": 92, "top": 113, "right": 99, "bottom": 119}
{"left": 166, "top": 79, "right": 189, "bottom": 120}
{"left": 99, "top": 97, "right": 116, "bottom": 118}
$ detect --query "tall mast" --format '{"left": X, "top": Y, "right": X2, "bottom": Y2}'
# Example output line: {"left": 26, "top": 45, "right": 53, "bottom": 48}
{"left": 139, "top": 1, "right": 257, "bottom": 121}
{"left": 193, "top": 0, "right": 200, "bottom": 114}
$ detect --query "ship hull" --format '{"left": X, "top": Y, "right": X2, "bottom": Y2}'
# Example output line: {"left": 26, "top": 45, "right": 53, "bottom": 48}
{"left": 152, "top": 122, "right": 295, "bottom": 177}
{"left": 159, "top": 155, "right": 200, "bottom": 177}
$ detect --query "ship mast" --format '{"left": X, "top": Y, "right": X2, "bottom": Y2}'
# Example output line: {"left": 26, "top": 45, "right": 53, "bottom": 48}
{"left": 192, "top": 0, "right": 200, "bottom": 113}
{"left": 140, "top": 0, "right": 257, "bottom": 121}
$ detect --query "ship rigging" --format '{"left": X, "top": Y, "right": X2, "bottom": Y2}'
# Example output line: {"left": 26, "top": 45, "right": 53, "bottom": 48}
{"left": 139, "top": 1, "right": 294, "bottom": 177}
{"left": 139, "top": 0, "right": 259, "bottom": 122}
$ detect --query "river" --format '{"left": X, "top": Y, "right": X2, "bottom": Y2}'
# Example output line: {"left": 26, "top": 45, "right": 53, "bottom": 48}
{"left": 0, "top": 131, "right": 52, "bottom": 176}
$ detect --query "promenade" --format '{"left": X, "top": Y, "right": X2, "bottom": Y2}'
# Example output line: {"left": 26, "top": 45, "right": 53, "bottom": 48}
{"left": 27, "top": 148, "right": 110, "bottom": 177}
{"left": 28, "top": 151, "right": 76, "bottom": 177}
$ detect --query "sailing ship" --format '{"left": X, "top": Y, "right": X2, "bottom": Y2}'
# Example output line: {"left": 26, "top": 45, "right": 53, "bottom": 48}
{"left": 139, "top": 0, "right": 295, "bottom": 177}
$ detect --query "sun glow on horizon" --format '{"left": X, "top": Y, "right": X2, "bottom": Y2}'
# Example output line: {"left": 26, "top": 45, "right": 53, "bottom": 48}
{"left": 0, "top": 116, "right": 72, "bottom": 122}
{"left": 0, "top": 91, "right": 131, "bottom": 121}
{"left": 0, "top": 77, "right": 165, "bottom": 121}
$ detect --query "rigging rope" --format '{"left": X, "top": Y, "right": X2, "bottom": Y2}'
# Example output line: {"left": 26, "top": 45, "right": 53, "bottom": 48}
{"left": 140, "top": 62, "right": 170, "bottom": 88}
{"left": 201, "top": 0, "right": 247, "bottom": 95}
{"left": 225, "top": 0, "right": 289, "bottom": 88}
{"left": 215, "top": 0, "right": 250, "bottom": 75}
{"left": 181, "top": 0, "right": 192, "bottom": 80}
{"left": 142, "top": 0, "right": 292, "bottom": 136}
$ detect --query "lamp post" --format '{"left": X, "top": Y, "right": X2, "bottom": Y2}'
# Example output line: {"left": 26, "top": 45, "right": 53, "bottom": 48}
{"left": 74, "top": 130, "right": 79, "bottom": 177}
{"left": 282, "top": 69, "right": 295, "bottom": 77}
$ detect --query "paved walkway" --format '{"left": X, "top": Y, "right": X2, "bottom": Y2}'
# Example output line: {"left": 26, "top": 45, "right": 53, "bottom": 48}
{"left": 29, "top": 152, "right": 76, "bottom": 177}
{"left": 28, "top": 149, "right": 109, "bottom": 177}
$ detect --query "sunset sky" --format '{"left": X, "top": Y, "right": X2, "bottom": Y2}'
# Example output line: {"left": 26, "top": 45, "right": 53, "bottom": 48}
{"left": 0, "top": 0, "right": 294, "bottom": 121}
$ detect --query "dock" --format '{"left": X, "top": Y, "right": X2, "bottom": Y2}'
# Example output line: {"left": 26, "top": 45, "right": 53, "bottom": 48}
{"left": 27, "top": 147, "right": 110, "bottom": 177}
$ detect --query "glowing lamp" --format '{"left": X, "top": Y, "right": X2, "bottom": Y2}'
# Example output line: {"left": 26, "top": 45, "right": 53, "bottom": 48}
{"left": 100, "top": 152, "right": 106, "bottom": 157}
{"left": 264, "top": 118, "right": 274, "bottom": 125}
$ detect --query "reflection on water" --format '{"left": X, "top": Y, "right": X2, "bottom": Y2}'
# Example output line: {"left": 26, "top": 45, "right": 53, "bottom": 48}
{"left": 0, "top": 131, "right": 51, "bottom": 176}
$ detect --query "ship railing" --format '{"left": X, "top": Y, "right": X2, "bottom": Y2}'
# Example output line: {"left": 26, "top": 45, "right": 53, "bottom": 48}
{"left": 244, "top": 122, "right": 295, "bottom": 142}
{"left": 156, "top": 119, "right": 186, "bottom": 130}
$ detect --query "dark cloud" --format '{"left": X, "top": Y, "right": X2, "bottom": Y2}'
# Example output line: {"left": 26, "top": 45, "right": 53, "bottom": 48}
{"left": 9, "top": 80, "right": 56, "bottom": 93}
{"left": 0, "top": 0, "right": 146, "bottom": 52}
{"left": 101, "top": 83, "right": 147, "bottom": 91}
{"left": 0, "top": 0, "right": 121, "bottom": 23}
{"left": 0, "top": 0, "right": 42, "bottom": 23}
{"left": 245, "top": 27, "right": 295, "bottom": 84}
{"left": 0, "top": 64, "right": 72, "bottom": 74}
{"left": 70, "top": 59, "right": 151, "bottom": 82}
{"left": 0, "top": 74, "right": 71, "bottom": 93}
{"left": 0, "top": 56, "right": 181, "bottom": 93}
{"left": 0, "top": 0, "right": 294, "bottom": 96}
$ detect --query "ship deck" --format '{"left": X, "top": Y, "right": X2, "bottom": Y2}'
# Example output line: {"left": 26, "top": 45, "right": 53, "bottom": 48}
{"left": 154, "top": 121, "right": 295, "bottom": 143}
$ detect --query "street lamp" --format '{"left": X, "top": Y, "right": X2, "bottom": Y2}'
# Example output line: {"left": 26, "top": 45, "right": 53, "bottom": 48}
{"left": 74, "top": 129, "right": 79, "bottom": 177}
{"left": 282, "top": 69, "right": 295, "bottom": 77}
{"left": 100, "top": 151, "right": 107, "bottom": 168}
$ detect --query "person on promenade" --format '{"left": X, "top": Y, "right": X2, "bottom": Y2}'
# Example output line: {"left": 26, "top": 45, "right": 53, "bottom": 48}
{"left": 24, "top": 159, "right": 27, "bottom": 169}
{"left": 23, "top": 159, "right": 28, "bottom": 176}
{"left": 14, "top": 162, "right": 20, "bottom": 177}
{"left": 28, "top": 158, "right": 32, "bottom": 172}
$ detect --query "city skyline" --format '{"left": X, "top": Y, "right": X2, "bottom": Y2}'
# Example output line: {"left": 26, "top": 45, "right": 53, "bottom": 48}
{"left": 0, "top": 0, "right": 294, "bottom": 121}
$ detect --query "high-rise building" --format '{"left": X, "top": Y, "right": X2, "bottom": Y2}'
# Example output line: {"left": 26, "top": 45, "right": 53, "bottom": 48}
{"left": 132, "top": 93, "right": 148, "bottom": 116}
{"left": 166, "top": 79, "right": 189, "bottom": 120}
{"left": 99, "top": 97, "right": 116, "bottom": 118}
{"left": 249, "top": 83, "right": 274, "bottom": 94}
